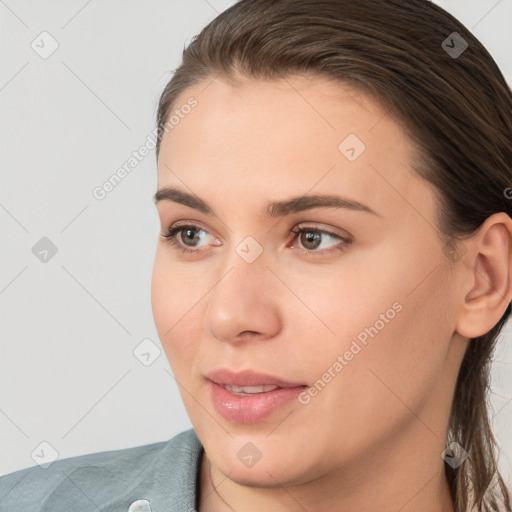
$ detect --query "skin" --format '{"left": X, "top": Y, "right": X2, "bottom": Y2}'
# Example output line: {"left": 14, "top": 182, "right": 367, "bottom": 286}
{"left": 151, "top": 74, "right": 512, "bottom": 512}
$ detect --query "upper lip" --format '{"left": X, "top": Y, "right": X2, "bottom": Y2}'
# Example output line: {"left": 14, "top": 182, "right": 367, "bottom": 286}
{"left": 206, "top": 369, "right": 307, "bottom": 388}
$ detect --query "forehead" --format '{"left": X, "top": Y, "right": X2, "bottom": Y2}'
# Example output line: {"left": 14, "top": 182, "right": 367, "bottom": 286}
{"left": 156, "top": 75, "right": 432, "bottom": 224}
{"left": 163, "top": 74, "right": 388, "bottom": 146}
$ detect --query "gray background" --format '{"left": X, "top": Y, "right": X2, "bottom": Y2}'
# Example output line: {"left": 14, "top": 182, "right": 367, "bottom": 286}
{"left": 1, "top": 0, "right": 511, "bottom": 485}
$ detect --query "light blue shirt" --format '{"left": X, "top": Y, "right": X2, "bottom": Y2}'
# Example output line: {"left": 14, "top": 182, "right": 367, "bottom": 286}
{"left": 0, "top": 428, "right": 204, "bottom": 511}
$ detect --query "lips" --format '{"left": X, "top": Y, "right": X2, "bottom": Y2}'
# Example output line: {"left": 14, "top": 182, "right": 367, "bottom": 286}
{"left": 205, "top": 369, "right": 308, "bottom": 423}
{"left": 205, "top": 368, "right": 307, "bottom": 388}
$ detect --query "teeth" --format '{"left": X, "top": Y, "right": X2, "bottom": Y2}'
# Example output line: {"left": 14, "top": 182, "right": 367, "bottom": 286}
{"left": 223, "top": 384, "right": 279, "bottom": 395}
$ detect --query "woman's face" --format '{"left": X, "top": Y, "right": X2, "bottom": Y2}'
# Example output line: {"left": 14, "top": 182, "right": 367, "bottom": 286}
{"left": 152, "top": 75, "right": 467, "bottom": 487}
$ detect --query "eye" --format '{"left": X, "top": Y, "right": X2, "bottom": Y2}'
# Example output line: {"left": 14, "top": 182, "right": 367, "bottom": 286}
{"left": 289, "top": 224, "right": 352, "bottom": 256}
{"left": 160, "top": 223, "right": 217, "bottom": 254}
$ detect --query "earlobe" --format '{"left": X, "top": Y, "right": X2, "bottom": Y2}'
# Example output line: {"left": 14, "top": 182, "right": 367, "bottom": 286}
{"left": 455, "top": 213, "right": 512, "bottom": 339}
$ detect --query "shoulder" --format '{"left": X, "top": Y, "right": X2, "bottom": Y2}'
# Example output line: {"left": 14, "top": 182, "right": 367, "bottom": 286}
{"left": 0, "top": 428, "right": 203, "bottom": 512}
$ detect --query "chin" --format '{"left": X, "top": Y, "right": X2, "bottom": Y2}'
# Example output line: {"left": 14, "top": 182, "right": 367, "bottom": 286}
{"left": 224, "top": 465, "right": 303, "bottom": 488}
{"left": 211, "top": 448, "right": 319, "bottom": 488}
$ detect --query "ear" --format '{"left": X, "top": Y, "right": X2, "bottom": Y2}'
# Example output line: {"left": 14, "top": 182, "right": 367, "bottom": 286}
{"left": 456, "top": 212, "right": 512, "bottom": 339}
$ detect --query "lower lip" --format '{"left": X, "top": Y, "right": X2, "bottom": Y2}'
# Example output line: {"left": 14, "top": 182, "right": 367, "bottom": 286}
{"left": 208, "top": 380, "right": 307, "bottom": 424}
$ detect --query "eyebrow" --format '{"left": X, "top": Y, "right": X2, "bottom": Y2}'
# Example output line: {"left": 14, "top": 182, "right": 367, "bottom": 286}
{"left": 153, "top": 186, "right": 380, "bottom": 217}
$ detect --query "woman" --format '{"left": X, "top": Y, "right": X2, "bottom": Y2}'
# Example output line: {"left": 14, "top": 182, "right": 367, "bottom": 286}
{"left": 1, "top": 1, "right": 511, "bottom": 511}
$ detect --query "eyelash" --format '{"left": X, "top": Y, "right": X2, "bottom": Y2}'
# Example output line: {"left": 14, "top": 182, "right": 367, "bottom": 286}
{"left": 160, "top": 223, "right": 352, "bottom": 257}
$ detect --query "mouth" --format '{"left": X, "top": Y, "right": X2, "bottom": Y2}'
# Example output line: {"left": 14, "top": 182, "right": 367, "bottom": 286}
{"left": 205, "top": 369, "right": 308, "bottom": 424}
{"left": 221, "top": 384, "right": 283, "bottom": 396}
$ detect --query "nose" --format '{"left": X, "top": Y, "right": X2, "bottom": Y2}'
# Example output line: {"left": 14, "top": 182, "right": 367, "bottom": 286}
{"left": 203, "top": 245, "right": 282, "bottom": 344}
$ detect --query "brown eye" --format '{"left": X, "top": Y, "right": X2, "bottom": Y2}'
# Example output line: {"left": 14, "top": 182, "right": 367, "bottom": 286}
{"left": 161, "top": 224, "right": 214, "bottom": 254}
{"left": 290, "top": 225, "right": 352, "bottom": 256}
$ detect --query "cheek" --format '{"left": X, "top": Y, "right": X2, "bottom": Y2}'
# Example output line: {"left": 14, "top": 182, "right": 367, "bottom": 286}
{"left": 151, "top": 251, "right": 198, "bottom": 366}
{"left": 321, "top": 268, "right": 453, "bottom": 435}
{"left": 293, "top": 246, "right": 454, "bottom": 432}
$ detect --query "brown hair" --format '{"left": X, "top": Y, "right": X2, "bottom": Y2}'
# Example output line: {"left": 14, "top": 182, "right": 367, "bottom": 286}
{"left": 155, "top": 0, "right": 512, "bottom": 509}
